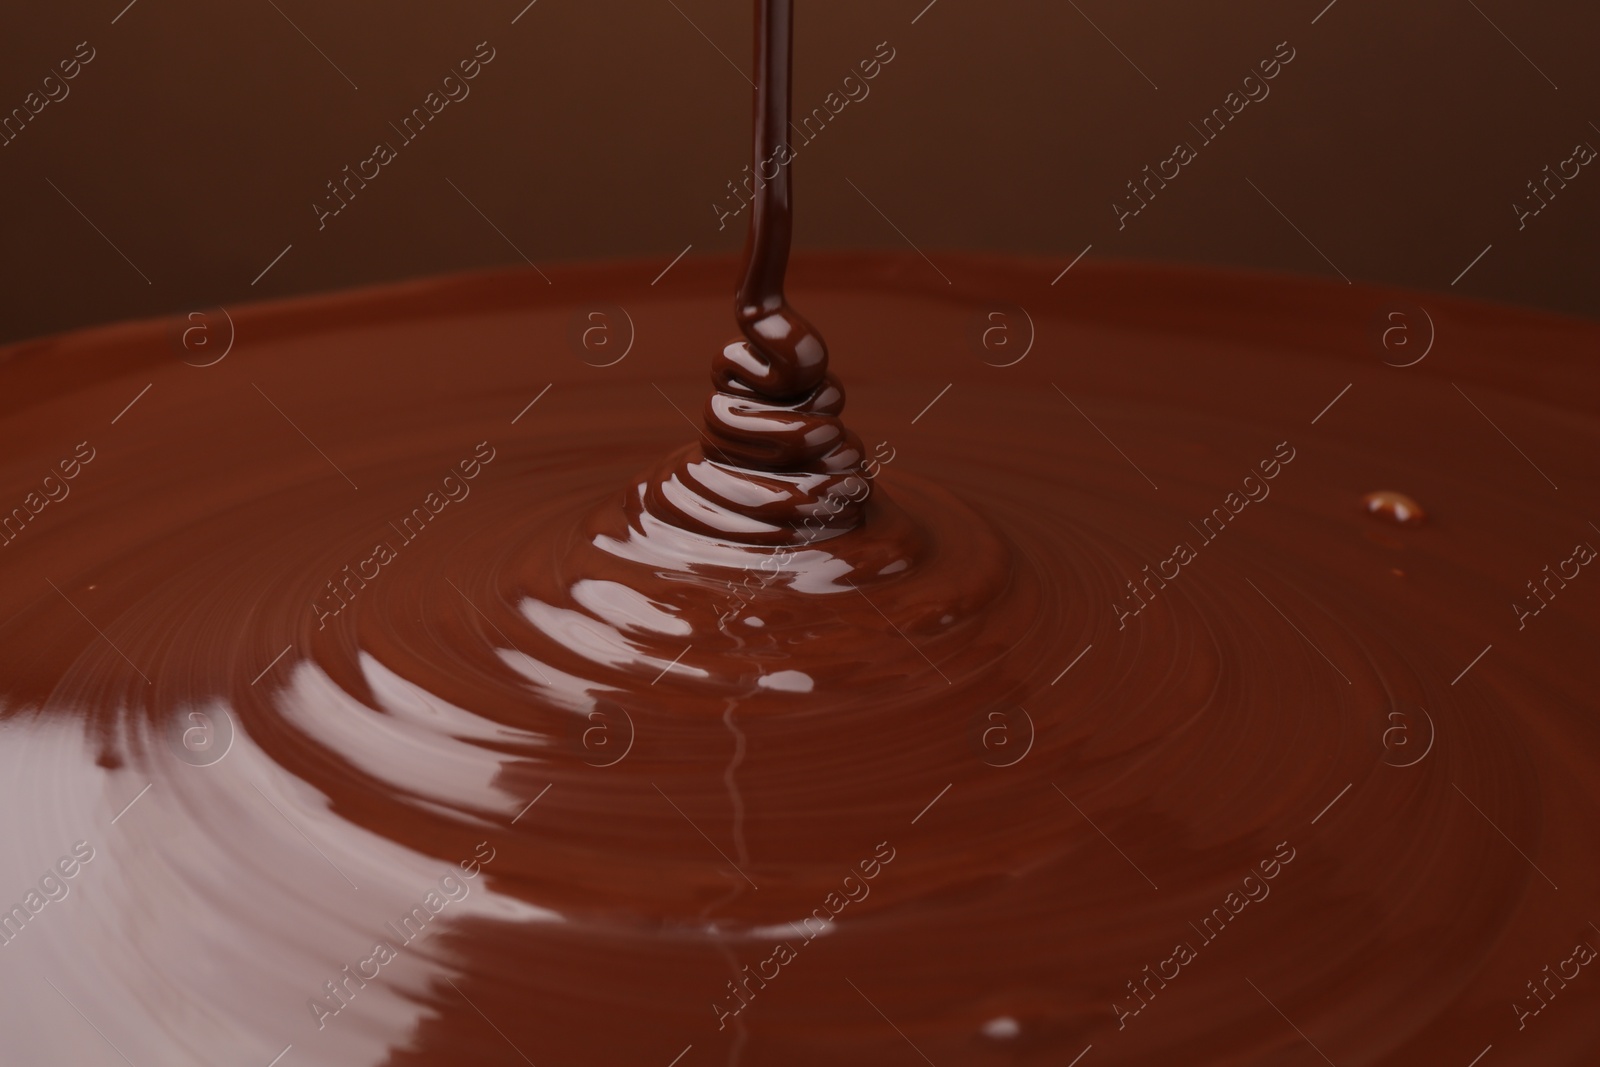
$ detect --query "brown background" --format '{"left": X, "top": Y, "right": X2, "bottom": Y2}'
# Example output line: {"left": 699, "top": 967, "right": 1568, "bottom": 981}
{"left": 1, "top": 0, "right": 1595, "bottom": 346}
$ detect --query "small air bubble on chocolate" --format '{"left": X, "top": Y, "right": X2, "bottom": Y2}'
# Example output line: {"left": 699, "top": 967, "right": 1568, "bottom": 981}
{"left": 1363, "top": 490, "right": 1425, "bottom": 526}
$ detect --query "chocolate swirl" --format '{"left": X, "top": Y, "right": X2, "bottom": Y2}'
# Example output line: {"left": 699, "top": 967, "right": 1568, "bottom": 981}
{"left": 4, "top": 249, "right": 1600, "bottom": 1065}
{"left": 641, "top": 0, "right": 869, "bottom": 545}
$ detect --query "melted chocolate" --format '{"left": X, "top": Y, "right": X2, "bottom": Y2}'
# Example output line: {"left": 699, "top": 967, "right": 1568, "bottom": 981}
{"left": 1, "top": 253, "right": 1598, "bottom": 1066}
{"left": 1364, "top": 489, "right": 1426, "bottom": 526}
{"left": 642, "top": 0, "right": 867, "bottom": 545}
{"left": 2, "top": 1, "right": 1599, "bottom": 1062}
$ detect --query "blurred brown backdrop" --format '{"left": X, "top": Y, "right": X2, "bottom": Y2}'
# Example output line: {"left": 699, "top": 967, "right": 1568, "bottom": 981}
{"left": 1, "top": 0, "right": 1596, "bottom": 345}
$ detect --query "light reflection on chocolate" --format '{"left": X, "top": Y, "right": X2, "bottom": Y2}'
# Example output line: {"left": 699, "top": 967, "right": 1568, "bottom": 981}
{"left": 2, "top": 0, "right": 1599, "bottom": 1062}
{"left": 642, "top": 0, "right": 868, "bottom": 548}
{"left": 1, "top": 252, "right": 1597, "bottom": 1063}
{"left": 1363, "top": 489, "right": 1426, "bottom": 526}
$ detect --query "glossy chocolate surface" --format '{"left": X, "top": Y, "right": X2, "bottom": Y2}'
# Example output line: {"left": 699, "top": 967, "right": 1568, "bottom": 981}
{"left": 1, "top": 251, "right": 1597, "bottom": 1064}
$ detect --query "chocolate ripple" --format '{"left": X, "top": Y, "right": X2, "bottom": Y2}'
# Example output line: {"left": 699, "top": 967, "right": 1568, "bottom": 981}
{"left": 0, "top": 255, "right": 1596, "bottom": 1064}
{"left": 642, "top": 0, "right": 868, "bottom": 546}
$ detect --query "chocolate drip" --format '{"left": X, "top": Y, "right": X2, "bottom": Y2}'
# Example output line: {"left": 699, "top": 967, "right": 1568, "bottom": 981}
{"left": 2, "top": 254, "right": 1599, "bottom": 1065}
{"left": 641, "top": 0, "right": 868, "bottom": 545}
